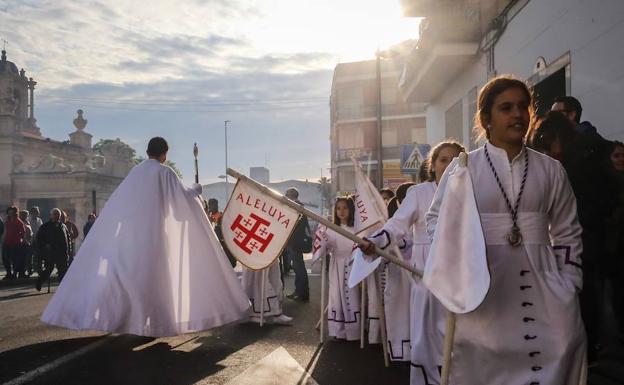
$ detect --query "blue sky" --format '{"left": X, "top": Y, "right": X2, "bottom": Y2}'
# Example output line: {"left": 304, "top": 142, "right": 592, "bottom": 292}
{"left": 1, "top": 0, "right": 419, "bottom": 183}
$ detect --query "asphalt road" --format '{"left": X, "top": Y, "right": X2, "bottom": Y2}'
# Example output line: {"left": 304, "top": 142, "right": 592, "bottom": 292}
{"left": 0, "top": 268, "right": 410, "bottom": 385}
{"left": 1, "top": 268, "right": 623, "bottom": 385}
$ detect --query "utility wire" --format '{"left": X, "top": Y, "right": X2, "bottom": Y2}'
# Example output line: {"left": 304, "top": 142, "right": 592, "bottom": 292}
{"left": 43, "top": 99, "right": 327, "bottom": 113}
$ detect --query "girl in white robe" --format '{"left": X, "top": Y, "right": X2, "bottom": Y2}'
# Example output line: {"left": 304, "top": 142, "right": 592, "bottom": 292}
{"left": 315, "top": 197, "right": 361, "bottom": 340}
{"left": 241, "top": 261, "right": 292, "bottom": 325}
{"left": 363, "top": 141, "right": 464, "bottom": 384}
{"left": 426, "top": 76, "right": 586, "bottom": 385}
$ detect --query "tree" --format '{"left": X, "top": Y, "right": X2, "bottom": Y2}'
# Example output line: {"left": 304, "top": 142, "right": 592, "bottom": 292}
{"left": 133, "top": 156, "right": 183, "bottom": 178}
{"left": 318, "top": 176, "right": 332, "bottom": 216}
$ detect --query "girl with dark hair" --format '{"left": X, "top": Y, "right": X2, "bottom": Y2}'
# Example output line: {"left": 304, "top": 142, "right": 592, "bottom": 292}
{"left": 314, "top": 196, "right": 360, "bottom": 340}
{"left": 360, "top": 139, "right": 463, "bottom": 381}
{"left": 427, "top": 75, "right": 586, "bottom": 384}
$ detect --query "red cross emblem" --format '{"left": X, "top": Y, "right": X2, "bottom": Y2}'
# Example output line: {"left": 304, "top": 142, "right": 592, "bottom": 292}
{"left": 230, "top": 213, "right": 275, "bottom": 255}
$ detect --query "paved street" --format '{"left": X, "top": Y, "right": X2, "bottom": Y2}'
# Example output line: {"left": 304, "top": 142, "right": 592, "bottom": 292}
{"left": 0, "top": 266, "right": 623, "bottom": 385}
{"left": 0, "top": 265, "right": 410, "bottom": 385}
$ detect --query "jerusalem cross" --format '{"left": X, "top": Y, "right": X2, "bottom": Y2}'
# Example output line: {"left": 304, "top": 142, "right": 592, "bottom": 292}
{"left": 230, "top": 212, "right": 275, "bottom": 255}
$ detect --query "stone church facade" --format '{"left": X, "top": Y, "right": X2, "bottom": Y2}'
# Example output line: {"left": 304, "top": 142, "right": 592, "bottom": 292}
{"left": 0, "top": 49, "right": 133, "bottom": 238}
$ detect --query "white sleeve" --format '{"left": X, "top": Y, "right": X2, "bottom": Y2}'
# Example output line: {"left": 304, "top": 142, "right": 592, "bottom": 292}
{"left": 367, "top": 187, "right": 419, "bottom": 250}
{"left": 548, "top": 162, "right": 584, "bottom": 292}
{"left": 425, "top": 157, "right": 459, "bottom": 240}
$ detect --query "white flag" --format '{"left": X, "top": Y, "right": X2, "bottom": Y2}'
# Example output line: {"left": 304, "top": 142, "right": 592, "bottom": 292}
{"left": 310, "top": 224, "right": 329, "bottom": 264}
{"left": 352, "top": 157, "right": 388, "bottom": 236}
{"left": 222, "top": 178, "right": 300, "bottom": 270}
{"left": 424, "top": 155, "right": 490, "bottom": 314}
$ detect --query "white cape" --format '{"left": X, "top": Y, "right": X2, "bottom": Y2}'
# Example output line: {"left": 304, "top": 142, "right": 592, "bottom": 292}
{"left": 41, "top": 159, "right": 250, "bottom": 337}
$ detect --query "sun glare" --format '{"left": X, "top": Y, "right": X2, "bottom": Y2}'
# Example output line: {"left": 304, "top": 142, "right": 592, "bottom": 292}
{"left": 241, "top": 0, "right": 421, "bottom": 65}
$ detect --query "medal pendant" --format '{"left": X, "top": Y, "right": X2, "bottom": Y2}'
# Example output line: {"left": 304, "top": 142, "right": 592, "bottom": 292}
{"left": 507, "top": 226, "right": 522, "bottom": 247}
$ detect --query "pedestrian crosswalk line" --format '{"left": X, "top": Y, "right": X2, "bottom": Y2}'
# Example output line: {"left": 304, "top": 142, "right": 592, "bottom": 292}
{"left": 224, "top": 346, "right": 318, "bottom": 385}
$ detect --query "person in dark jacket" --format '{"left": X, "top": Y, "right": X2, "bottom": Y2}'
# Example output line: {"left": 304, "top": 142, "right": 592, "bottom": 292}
{"left": 83, "top": 213, "right": 96, "bottom": 239}
{"left": 36, "top": 208, "right": 71, "bottom": 291}
{"left": 284, "top": 188, "right": 311, "bottom": 302}
{"left": 530, "top": 110, "right": 619, "bottom": 361}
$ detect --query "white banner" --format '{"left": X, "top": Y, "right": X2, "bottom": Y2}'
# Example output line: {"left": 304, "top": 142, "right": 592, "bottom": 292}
{"left": 222, "top": 179, "right": 300, "bottom": 270}
{"left": 352, "top": 158, "right": 388, "bottom": 236}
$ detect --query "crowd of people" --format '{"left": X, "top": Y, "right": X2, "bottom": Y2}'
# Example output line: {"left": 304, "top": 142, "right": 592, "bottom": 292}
{"left": 317, "top": 76, "right": 624, "bottom": 385}
{"left": 0, "top": 205, "right": 97, "bottom": 290}
{"left": 2, "top": 76, "right": 624, "bottom": 383}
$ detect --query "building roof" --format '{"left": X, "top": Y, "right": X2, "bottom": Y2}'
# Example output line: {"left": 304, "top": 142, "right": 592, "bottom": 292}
{"left": 0, "top": 50, "right": 19, "bottom": 76}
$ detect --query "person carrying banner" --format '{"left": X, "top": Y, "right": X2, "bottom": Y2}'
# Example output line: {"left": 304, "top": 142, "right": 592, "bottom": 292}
{"left": 426, "top": 76, "right": 586, "bottom": 384}
{"left": 41, "top": 137, "right": 250, "bottom": 337}
{"left": 312, "top": 196, "right": 361, "bottom": 340}
{"left": 360, "top": 140, "right": 464, "bottom": 383}
{"left": 242, "top": 262, "right": 293, "bottom": 325}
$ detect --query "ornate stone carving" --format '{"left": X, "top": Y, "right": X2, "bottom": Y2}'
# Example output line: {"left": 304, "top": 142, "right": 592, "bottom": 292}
{"left": 30, "top": 154, "right": 74, "bottom": 172}
{"left": 12, "top": 152, "right": 27, "bottom": 172}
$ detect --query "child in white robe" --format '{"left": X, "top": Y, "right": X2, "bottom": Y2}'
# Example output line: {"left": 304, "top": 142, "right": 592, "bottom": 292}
{"left": 362, "top": 140, "right": 464, "bottom": 384}
{"left": 241, "top": 261, "right": 292, "bottom": 325}
{"left": 314, "top": 197, "right": 361, "bottom": 340}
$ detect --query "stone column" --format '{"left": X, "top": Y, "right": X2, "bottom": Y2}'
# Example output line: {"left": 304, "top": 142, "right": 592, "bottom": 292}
{"left": 28, "top": 78, "right": 36, "bottom": 119}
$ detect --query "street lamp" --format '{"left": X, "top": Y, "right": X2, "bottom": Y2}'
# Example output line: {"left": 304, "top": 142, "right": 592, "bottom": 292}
{"left": 224, "top": 120, "right": 231, "bottom": 198}
{"left": 375, "top": 49, "right": 383, "bottom": 189}
{"left": 375, "top": 48, "right": 401, "bottom": 189}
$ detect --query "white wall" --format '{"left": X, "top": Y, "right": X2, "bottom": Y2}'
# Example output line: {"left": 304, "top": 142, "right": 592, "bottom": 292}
{"left": 427, "top": 0, "right": 624, "bottom": 142}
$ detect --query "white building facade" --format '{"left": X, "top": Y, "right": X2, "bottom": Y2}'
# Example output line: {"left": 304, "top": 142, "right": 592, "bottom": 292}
{"left": 400, "top": 0, "right": 624, "bottom": 148}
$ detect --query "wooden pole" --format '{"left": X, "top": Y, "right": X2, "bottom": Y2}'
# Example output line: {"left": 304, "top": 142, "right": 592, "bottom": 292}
{"left": 259, "top": 268, "right": 266, "bottom": 327}
{"left": 360, "top": 279, "right": 366, "bottom": 349}
{"left": 226, "top": 168, "right": 422, "bottom": 278}
{"left": 319, "top": 254, "right": 327, "bottom": 343}
{"left": 440, "top": 313, "right": 456, "bottom": 385}
{"left": 375, "top": 269, "right": 390, "bottom": 367}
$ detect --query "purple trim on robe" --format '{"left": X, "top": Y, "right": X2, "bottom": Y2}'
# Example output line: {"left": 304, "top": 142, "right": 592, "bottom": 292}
{"left": 553, "top": 245, "right": 582, "bottom": 269}
{"left": 367, "top": 230, "right": 391, "bottom": 249}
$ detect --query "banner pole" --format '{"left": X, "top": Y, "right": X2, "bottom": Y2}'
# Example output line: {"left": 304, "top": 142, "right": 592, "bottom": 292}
{"left": 226, "top": 168, "right": 422, "bottom": 278}
{"left": 440, "top": 313, "right": 456, "bottom": 385}
{"left": 375, "top": 269, "right": 390, "bottom": 367}
{"left": 260, "top": 268, "right": 266, "bottom": 327}
{"left": 360, "top": 280, "right": 366, "bottom": 349}
{"left": 319, "top": 254, "right": 327, "bottom": 343}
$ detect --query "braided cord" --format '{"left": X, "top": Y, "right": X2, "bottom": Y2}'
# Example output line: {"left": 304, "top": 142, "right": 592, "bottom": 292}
{"left": 484, "top": 144, "right": 528, "bottom": 227}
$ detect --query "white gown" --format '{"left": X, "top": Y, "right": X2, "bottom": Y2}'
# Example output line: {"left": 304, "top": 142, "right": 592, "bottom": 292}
{"left": 41, "top": 159, "right": 251, "bottom": 337}
{"left": 382, "top": 235, "right": 413, "bottom": 361}
{"left": 426, "top": 143, "right": 586, "bottom": 385}
{"left": 369, "top": 181, "right": 447, "bottom": 384}
{"left": 241, "top": 261, "right": 283, "bottom": 321}
{"left": 316, "top": 225, "right": 361, "bottom": 340}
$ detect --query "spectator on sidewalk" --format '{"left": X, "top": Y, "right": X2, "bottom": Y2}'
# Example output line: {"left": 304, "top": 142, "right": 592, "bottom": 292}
{"left": 379, "top": 188, "right": 395, "bottom": 206}
{"left": 284, "top": 188, "right": 311, "bottom": 302}
{"left": 83, "top": 213, "right": 96, "bottom": 239}
{"left": 29, "top": 206, "right": 44, "bottom": 274}
{"left": 606, "top": 141, "right": 624, "bottom": 335}
{"left": 207, "top": 198, "right": 236, "bottom": 267}
{"left": 530, "top": 109, "right": 618, "bottom": 361}
{"left": 36, "top": 208, "right": 71, "bottom": 291}
{"left": 61, "top": 211, "right": 79, "bottom": 264}
{"left": 2, "top": 206, "right": 25, "bottom": 280}
{"left": 18, "top": 210, "right": 33, "bottom": 276}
